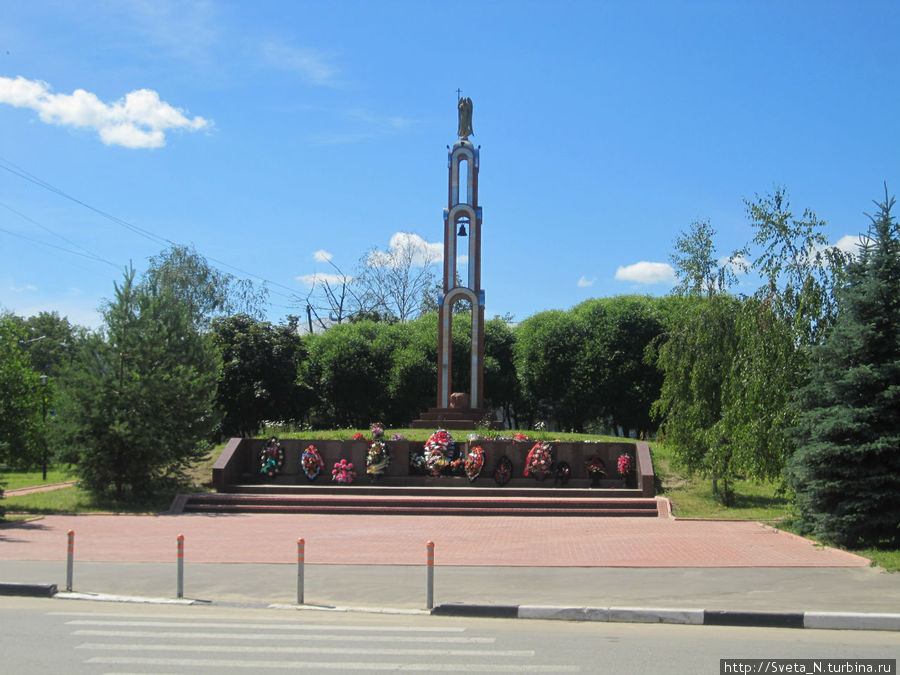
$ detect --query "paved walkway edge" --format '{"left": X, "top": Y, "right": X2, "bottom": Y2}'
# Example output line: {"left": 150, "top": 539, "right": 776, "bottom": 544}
{"left": 9, "top": 586, "right": 895, "bottom": 631}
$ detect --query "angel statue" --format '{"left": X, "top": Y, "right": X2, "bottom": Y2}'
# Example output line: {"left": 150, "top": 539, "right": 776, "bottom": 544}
{"left": 457, "top": 97, "right": 473, "bottom": 139}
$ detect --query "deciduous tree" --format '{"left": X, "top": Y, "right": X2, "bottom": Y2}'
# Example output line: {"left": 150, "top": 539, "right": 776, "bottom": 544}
{"left": 212, "top": 314, "right": 311, "bottom": 437}
{"left": 0, "top": 313, "right": 43, "bottom": 474}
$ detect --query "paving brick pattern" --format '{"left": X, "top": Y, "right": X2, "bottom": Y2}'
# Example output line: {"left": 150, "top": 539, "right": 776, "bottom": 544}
{"left": 0, "top": 512, "right": 869, "bottom": 567}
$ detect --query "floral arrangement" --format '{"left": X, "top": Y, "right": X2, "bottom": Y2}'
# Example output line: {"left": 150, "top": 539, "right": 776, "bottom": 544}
{"left": 366, "top": 440, "right": 391, "bottom": 476}
{"left": 463, "top": 446, "right": 485, "bottom": 482}
{"left": 390, "top": 433, "right": 406, "bottom": 441}
{"left": 409, "top": 451, "right": 427, "bottom": 474}
{"left": 259, "top": 437, "right": 284, "bottom": 478}
{"left": 350, "top": 432, "right": 366, "bottom": 442}
{"left": 512, "top": 432, "right": 529, "bottom": 442}
{"left": 300, "top": 444, "right": 324, "bottom": 481}
{"left": 424, "top": 429, "right": 455, "bottom": 477}
{"left": 585, "top": 454, "right": 606, "bottom": 477}
{"left": 617, "top": 453, "right": 633, "bottom": 476}
{"left": 555, "top": 461, "right": 571, "bottom": 486}
{"left": 370, "top": 423, "right": 384, "bottom": 440}
{"left": 332, "top": 459, "right": 357, "bottom": 484}
{"left": 524, "top": 442, "right": 554, "bottom": 480}
{"left": 493, "top": 455, "right": 513, "bottom": 486}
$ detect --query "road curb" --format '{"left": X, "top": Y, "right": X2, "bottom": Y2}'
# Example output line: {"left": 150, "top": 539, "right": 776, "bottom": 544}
{"left": 0, "top": 582, "right": 58, "bottom": 597}
{"left": 9, "top": 587, "right": 898, "bottom": 631}
{"left": 432, "top": 603, "right": 900, "bottom": 631}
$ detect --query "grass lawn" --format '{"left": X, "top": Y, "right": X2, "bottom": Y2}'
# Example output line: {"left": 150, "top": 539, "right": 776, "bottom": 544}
{"left": 649, "top": 442, "right": 791, "bottom": 521}
{"left": 0, "top": 467, "right": 78, "bottom": 491}
{"left": 2, "top": 483, "right": 174, "bottom": 515}
{"left": 261, "top": 426, "right": 633, "bottom": 444}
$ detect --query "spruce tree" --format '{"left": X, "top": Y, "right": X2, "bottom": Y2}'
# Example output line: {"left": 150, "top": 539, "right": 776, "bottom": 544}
{"left": 57, "top": 268, "right": 220, "bottom": 502}
{"left": 787, "top": 189, "right": 900, "bottom": 547}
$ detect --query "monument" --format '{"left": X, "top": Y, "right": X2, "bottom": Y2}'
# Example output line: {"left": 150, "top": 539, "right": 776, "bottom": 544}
{"left": 413, "top": 96, "right": 497, "bottom": 430}
{"left": 197, "top": 96, "right": 657, "bottom": 513}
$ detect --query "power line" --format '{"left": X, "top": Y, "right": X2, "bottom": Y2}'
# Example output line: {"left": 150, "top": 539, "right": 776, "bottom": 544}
{"left": 0, "top": 200, "right": 121, "bottom": 268}
{"left": 0, "top": 155, "right": 302, "bottom": 305}
{"left": 0, "top": 224, "right": 120, "bottom": 268}
{"left": 0, "top": 158, "right": 171, "bottom": 247}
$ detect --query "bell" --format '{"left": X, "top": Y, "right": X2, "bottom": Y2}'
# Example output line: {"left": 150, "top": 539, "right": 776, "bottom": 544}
{"left": 457, "top": 223, "right": 468, "bottom": 237}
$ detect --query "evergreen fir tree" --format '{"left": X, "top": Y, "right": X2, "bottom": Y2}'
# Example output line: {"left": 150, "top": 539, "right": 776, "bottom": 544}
{"left": 787, "top": 188, "right": 900, "bottom": 547}
{"left": 57, "top": 268, "right": 221, "bottom": 502}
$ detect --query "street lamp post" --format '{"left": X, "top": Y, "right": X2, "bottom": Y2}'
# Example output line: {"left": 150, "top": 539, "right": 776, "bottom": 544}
{"left": 39, "top": 374, "right": 48, "bottom": 481}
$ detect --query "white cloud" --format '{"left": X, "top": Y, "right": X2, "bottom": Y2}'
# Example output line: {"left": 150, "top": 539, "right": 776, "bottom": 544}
{"left": 9, "top": 284, "right": 37, "bottom": 292}
{"left": 720, "top": 254, "right": 751, "bottom": 275}
{"left": 261, "top": 41, "right": 339, "bottom": 86}
{"left": 367, "top": 232, "right": 442, "bottom": 268}
{"left": 834, "top": 234, "right": 865, "bottom": 256}
{"left": 0, "top": 76, "right": 210, "bottom": 148}
{"left": 614, "top": 261, "right": 676, "bottom": 284}
{"left": 296, "top": 272, "right": 350, "bottom": 287}
{"left": 577, "top": 276, "right": 595, "bottom": 288}
{"left": 313, "top": 249, "right": 333, "bottom": 263}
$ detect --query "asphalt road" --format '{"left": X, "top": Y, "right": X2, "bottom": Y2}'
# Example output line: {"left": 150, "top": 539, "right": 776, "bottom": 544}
{"left": 2, "top": 597, "right": 897, "bottom": 674}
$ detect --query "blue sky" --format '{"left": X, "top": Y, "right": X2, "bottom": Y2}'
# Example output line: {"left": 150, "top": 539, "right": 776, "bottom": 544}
{"left": 2, "top": 1, "right": 899, "bottom": 328}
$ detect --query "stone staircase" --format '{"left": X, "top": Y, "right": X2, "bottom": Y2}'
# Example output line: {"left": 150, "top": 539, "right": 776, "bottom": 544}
{"left": 410, "top": 408, "right": 501, "bottom": 430}
{"left": 172, "top": 486, "right": 660, "bottom": 517}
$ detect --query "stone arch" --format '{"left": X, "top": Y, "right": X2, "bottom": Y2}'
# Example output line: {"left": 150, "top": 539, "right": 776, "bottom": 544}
{"left": 439, "top": 287, "right": 482, "bottom": 409}
{"left": 450, "top": 146, "right": 476, "bottom": 206}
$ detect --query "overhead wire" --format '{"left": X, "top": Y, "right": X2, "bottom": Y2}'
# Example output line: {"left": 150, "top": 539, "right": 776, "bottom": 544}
{"left": 0, "top": 154, "right": 301, "bottom": 304}
{"left": 0, "top": 224, "right": 120, "bottom": 268}
{"left": 0, "top": 200, "right": 121, "bottom": 268}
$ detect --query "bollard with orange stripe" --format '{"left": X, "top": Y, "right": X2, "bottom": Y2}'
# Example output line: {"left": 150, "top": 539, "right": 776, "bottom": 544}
{"left": 297, "top": 537, "right": 305, "bottom": 605}
{"left": 176, "top": 533, "right": 184, "bottom": 599}
{"left": 66, "top": 530, "right": 74, "bottom": 592}
{"left": 426, "top": 540, "right": 435, "bottom": 610}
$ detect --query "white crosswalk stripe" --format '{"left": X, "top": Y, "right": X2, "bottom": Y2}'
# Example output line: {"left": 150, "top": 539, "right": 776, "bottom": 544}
{"left": 60, "top": 614, "right": 581, "bottom": 673}
{"left": 86, "top": 656, "right": 576, "bottom": 672}
{"left": 72, "top": 629, "right": 495, "bottom": 643}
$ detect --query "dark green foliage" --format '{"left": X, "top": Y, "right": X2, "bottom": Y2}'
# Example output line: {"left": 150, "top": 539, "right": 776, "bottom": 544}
{"left": 514, "top": 309, "right": 590, "bottom": 431}
{"left": 722, "top": 297, "right": 798, "bottom": 482}
{"left": 514, "top": 297, "right": 666, "bottom": 433}
{"left": 788, "top": 191, "right": 900, "bottom": 547}
{"left": 383, "top": 315, "right": 436, "bottom": 427}
{"left": 0, "top": 313, "right": 43, "bottom": 473}
{"left": 572, "top": 296, "right": 666, "bottom": 435}
{"left": 56, "top": 268, "right": 221, "bottom": 502}
{"left": 212, "top": 314, "right": 311, "bottom": 437}
{"left": 300, "top": 311, "right": 529, "bottom": 429}
{"left": 16, "top": 311, "right": 86, "bottom": 377}
{"left": 483, "top": 318, "right": 520, "bottom": 427}
{"left": 653, "top": 294, "right": 742, "bottom": 500}
{"left": 301, "top": 321, "right": 394, "bottom": 427}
